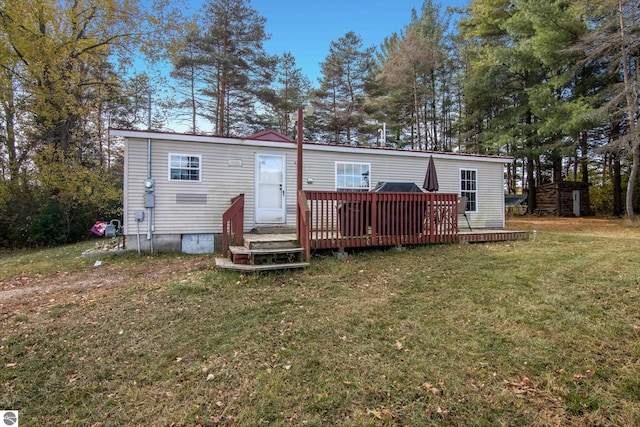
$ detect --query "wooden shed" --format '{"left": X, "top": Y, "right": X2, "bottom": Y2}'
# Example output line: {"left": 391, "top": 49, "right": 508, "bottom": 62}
{"left": 534, "top": 181, "right": 591, "bottom": 216}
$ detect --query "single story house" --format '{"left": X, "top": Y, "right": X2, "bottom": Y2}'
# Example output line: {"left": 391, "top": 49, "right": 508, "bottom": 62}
{"left": 109, "top": 129, "right": 511, "bottom": 253}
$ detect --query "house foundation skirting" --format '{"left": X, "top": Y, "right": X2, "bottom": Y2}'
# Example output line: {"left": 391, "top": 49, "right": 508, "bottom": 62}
{"left": 125, "top": 233, "right": 223, "bottom": 254}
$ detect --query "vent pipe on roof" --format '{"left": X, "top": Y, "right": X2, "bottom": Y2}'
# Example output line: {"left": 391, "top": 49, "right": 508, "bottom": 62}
{"left": 377, "top": 122, "right": 387, "bottom": 146}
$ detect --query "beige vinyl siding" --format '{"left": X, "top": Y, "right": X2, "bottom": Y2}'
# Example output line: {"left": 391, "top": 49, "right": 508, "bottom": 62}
{"left": 120, "top": 131, "right": 508, "bottom": 237}
{"left": 125, "top": 137, "right": 296, "bottom": 235}
{"left": 471, "top": 162, "right": 506, "bottom": 228}
{"left": 301, "top": 148, "right": 505, "bottom": 229}
{"left": 124, "top": 140, "right": 147, "bottom": 236}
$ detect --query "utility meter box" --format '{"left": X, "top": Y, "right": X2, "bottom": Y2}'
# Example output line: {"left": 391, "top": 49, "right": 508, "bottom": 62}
{"left": 145, "top": 193, "right": 155, "bottom": 208}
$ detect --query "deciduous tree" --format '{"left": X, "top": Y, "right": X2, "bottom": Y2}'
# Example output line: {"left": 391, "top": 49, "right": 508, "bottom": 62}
{"left": 579, "top": 0, "right": 640, "bottom": 220}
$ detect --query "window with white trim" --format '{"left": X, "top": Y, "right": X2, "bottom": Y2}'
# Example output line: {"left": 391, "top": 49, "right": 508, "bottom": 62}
{"left": 460, "top": 169, "right": 477, "bottom": 212}
{"left": 169, "top": 154, "right": 201, "bottom": 181}
{"left": 336, "top": 162, "right": 370, "bottom": 191}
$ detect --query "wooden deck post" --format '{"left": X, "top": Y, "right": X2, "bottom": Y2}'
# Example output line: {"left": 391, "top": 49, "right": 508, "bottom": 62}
{"left": 296, "top": 107, "right": 303, "bottom": 192}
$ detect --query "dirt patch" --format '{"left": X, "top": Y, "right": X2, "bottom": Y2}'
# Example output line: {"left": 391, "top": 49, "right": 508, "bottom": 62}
{"left": 0, "top": 254, "right": 211, "bottom": 301}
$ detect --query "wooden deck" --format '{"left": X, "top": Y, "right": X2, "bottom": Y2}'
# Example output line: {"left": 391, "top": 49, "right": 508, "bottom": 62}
{"left": 459, "top": 229, "right": 529, "bottom": 243}
{"left": 309, "top": 229, "right": 529, "bottom": 247}
{"left": 239, "top": 230, "right": 530, "bottom": 253}
{"left": 302, "top": 191, "right": 459, "bottom": 253}
{"left": 220, "top": 193, "right": 529, "bottom": 270}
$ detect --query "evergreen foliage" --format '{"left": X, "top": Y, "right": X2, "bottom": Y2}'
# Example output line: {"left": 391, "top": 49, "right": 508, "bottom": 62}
{"left": 314, "top": 31, "right": 375, "bottom": 145}
{"left": 2, "top": 0, "right": 640, "bottom": 248}
{"left": 169, "top": 0, "right": 276, "bottom": 136}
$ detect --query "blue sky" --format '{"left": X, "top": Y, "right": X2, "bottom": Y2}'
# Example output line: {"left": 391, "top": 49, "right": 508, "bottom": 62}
{"left": 187, "top": 0, "right": 469, "bottom": 84}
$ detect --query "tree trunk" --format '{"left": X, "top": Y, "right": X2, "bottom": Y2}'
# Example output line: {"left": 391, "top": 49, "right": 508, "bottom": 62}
{"left": 552, "top": 150, "right": 563, "bottom": 183}
{"left": 627, "top": 143, "right": 640, "bottom": 220}
{"left": 507, "top": 159, "right": 516, "bottom": 194}
{"left": 215, "top": 68, "right": 224, "bottom": 135}
{"left": 527, "top": 155, "right": 536, "bottom": 213}
{"left": 619, "top": 0, "right": 639, "bottom": 221}
{"left": 613, "top": 153, "right": 623, "bottom": 217}
{"left": 580, "top": 131, "right": 589, "bottom": 183}
{"left": 3, "top": 82, "right": 18, "bottom": 182}
{"left": 413, "top": 78, "right": 421, "bottom": 150}
{"left": 191, "top": 65, "right": 197, "bottom": 134}
{"left": 430, "top": 69, "right": 439, "bottom": 151}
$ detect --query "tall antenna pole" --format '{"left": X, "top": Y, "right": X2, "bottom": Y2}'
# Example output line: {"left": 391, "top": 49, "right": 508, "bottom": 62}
{"left": 148, "top": 90, "right": 152, "bottom": 130}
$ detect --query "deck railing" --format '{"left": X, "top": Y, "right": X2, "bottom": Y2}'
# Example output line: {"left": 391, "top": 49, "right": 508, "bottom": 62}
{"left": 222, "top": 191, "right": 458, "bottom": 259}
{"left": 302, "top": 191, "right": 458, "bottom": 251}
{"left": 222, "top": 194, "right": 245, "bottom": 257}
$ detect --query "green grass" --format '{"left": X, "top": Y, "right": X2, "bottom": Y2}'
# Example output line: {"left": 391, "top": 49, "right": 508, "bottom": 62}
{"left": 2, "top": 220, "right": 640, "bottom": 425}
{"left": 0, "top": 241, "right": 98, "bottom": 277}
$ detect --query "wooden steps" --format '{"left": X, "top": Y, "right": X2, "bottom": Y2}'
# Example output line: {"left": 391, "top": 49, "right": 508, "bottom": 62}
{"left": 214, "top": 257, "right": 309, "bottom": 272}
{"left": 215, "top": 233, "right": 309, "bottom": 272}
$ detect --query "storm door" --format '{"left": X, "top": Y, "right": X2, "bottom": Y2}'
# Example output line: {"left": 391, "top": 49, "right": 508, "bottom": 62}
{"left": 255, "top": 154, "right": 286, "bottom": 224}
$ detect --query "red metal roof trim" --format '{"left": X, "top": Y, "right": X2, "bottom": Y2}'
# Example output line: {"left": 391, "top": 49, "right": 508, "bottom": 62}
{"left": 246, "top": 130, "right": 295, "bottom": 142}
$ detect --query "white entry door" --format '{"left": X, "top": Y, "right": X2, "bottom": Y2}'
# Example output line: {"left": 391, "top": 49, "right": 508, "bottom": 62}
{"left": 255, "top": 154, "right": 286, "bottom": 224}
{"left": 572, "top": 190, "right": 581, "bottom": 217}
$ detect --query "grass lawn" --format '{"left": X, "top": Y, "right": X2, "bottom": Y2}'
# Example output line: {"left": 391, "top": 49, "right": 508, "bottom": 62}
{"left": 1, "top": 217, "right": 640, "bottom": 426}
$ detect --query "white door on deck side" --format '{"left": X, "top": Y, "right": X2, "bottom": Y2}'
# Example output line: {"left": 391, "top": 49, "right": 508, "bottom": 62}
{"left": 255, "top": 154, "right": 286, "bottom": 224}
{"left": 572, "top": 190, "right": 581, "bottom": 217}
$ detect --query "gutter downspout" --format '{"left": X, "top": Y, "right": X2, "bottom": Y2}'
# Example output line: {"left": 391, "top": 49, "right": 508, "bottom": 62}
{"left": 146, "top": 91, "right": 154, "bottom": 253}
{"left": 147, "top": 136, "right": 154, "bottom": 253}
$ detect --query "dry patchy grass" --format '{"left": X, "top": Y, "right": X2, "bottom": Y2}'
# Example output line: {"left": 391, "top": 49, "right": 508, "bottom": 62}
{"left": 507, "top": 215, "right": 636, "bottom": 234}
{"left": 1, "top": 217, "right": 640, "bottom": 426}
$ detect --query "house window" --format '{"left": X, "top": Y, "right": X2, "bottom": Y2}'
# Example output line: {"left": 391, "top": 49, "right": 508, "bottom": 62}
{"left": 169, "top": 154, "right": 201, "bottom": 181}
{"left": 336, "top": 162, "right": 370, "bottom": 191}
{"left": 460, "top": 169, "right": 477, "bottom": 212}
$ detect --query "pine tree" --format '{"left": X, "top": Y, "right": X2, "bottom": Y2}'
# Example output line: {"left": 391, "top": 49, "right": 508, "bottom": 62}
{"left": 575, "top": 0, "right": 640, "bottom": 220}
{"left": 170, "top": 25, "right": 209, "bottom": 134}
{"left": 266, "top": 52, "right": 311, "bottom": 136}
{"left": 364, "top": 33, "right": 407, "bottom": 147}
{"left": 315, "top": 31, "right": 375, "bottom": 144}
{"left": 184, "top": 0, "right": 274, "bottom": 136}
{"left": 370, "top": 1, "right": 453, "bottom": 151}
{"left": 460, "top": 0, "right": 556, "bottom": 211}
